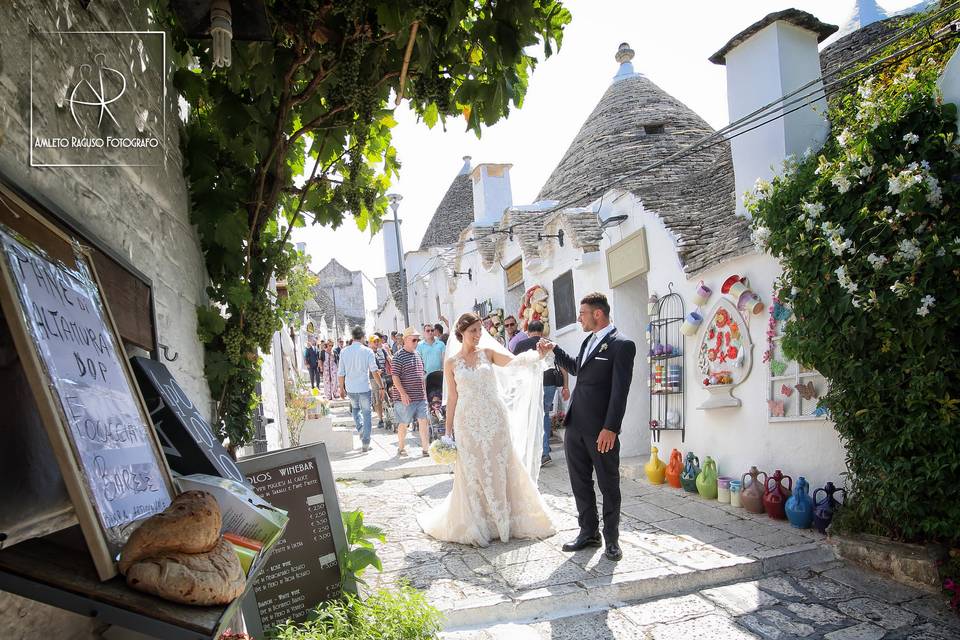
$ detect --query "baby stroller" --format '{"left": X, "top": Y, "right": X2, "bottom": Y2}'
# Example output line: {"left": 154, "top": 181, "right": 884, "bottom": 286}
{"left": 424, "top": 371, "right": 446, "bottom": 441}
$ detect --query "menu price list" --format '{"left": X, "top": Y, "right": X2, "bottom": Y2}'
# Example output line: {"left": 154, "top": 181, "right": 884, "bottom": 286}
{"left": 247, "top": 458, "right": 341, "bottom": 628}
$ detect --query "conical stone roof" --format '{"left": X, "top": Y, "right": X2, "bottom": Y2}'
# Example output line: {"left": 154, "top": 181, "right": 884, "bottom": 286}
{"left": 536, "top": 44, "right": 749, "bottom": 276}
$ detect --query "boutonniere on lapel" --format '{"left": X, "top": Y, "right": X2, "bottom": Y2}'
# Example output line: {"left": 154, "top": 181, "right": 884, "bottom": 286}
{"left": 599, "top": 343, "right": 609, "bottom": 354}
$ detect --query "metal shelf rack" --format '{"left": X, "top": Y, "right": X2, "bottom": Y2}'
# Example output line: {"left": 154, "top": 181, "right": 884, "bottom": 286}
{"left": 648, "top": 285, "right": 685, "bottom": 442}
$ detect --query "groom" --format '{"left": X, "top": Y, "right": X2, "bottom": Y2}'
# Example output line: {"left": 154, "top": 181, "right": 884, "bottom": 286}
{"left": 539, "top": 292, "right": 636, "bottom": 561}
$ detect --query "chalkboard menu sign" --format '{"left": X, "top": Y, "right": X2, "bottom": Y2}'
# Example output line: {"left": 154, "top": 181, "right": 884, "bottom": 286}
{"left": 131, "top": 356, "right": 245, "bottom": 484}
{"left": 0, "top": 227, "right": 175, "bottom": 579}
{"left": 238, "top": 444, "right": 349, "bottom": 630}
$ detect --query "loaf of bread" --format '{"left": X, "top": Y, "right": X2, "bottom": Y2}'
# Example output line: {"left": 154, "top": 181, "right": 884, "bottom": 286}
{"left": 124, "top": 537, "right": 246, "bottom": 606}
{"left": 119, "top": 490, "right": 221, "bottom": 575}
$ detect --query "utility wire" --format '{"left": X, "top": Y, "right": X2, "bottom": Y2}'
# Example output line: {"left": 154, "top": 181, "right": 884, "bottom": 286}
{"left": 403, "top": 14, "right": 960, "bottom": 290}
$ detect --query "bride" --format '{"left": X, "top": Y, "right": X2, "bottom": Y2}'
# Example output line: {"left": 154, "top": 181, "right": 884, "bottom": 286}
{"left": 417, "top": 312, "right": 556, "bottom": 546}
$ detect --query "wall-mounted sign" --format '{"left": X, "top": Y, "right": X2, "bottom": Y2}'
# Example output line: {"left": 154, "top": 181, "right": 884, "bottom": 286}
{"left": 505, "top": 259, "right": 524, "bottom": 289}
{"left": 606, "top": 227, "right": 649, "bottom": 287}
{"left": 0, "top": 226, "right": 175, "bottom": 580}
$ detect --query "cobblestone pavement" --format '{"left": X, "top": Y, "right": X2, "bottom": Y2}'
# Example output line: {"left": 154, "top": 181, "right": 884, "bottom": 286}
{"left": 333, "top": 427, "right": 957, "bottom": 637}
{"left": 440, "top": 560, "right": 960, "bottom": 639}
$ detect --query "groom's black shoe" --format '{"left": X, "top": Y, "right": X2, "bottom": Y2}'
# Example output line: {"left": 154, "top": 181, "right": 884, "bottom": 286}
{"left": 604, "top": 542, "right": 623, "bottom": 562}
{"left": 562, "top": 532, "right": 602, "bottom": 552}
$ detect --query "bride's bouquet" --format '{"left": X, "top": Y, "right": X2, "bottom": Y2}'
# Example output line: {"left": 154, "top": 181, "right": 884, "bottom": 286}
{"left": 429, "top": 436, "right": 458, "bottom": 465}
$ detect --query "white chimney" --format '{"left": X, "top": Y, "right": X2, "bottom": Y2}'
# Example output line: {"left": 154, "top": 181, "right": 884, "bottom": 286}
{"left": 471, "top": 163, "right": 513, "bottom": 227}
{"left": 459, "top": 155, "right": 472, "bottom": 175}
{"left": 382, "top": 219, "right": 403, "bottom": 273}
{"left": 710, "top": 10, "right": 838, "bottom": 216}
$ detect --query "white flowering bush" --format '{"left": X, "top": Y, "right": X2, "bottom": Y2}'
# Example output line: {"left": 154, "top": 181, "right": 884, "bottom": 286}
{"left": 746, "top": 14, "right": 960, "bottom": 545}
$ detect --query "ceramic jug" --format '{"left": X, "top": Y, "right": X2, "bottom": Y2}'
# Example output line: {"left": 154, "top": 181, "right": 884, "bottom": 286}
{"left": 645, "top": 446, "right": 667, "bottom": 484}
{"left": 740, "top": 466, "right": 767, "bottom": 514}
{"left": 813, "top": 482, "right": 846, "bottom": 534}
{"left": 665, "top": 449, "right": 683, "bottom": 488}
{"left": 785, "top": 476, "right": 814, "bottom": 529}
{"left": 696, "top": 456, "right": 719, "bottom": 500}
{"left": 763, "top": 469, "right": 793, "bottom": 520}
{"left": 680, "top": 452, "right": 700, "bottom": 493}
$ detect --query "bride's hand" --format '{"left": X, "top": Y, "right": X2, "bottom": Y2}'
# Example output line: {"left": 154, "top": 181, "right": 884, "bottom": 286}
{"left": 536, "top": 339, "right": 555, "bottom": 357}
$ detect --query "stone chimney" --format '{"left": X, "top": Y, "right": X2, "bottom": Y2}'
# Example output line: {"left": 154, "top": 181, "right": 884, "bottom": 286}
{"left": 613, "top": 42, "right": 640, "bottom": 83}
{"left": 382, "top": 218, "right": 403, "bottom": 274}
{"left": 710, "top": 10, "right": 838, "bottom": 216}
{"left": 471, "top": 163, "right": 513, "bottom": 227}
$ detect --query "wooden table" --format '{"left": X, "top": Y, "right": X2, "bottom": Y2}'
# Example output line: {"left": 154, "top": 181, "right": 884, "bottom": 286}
{"left": 0, "top": 529, "right": 258, "bottom": 640}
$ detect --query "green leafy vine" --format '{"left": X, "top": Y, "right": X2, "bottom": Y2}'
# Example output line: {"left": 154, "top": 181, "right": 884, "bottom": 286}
{"left": 157, "top": 1, "right": 570, "bottom": 452}
{"left": 747, "top": 5, "right": 960, "bottom": 543}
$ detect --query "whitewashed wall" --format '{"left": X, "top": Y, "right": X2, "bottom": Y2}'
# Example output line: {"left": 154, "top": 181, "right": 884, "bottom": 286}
{"left": 602, "top": 193, "right": 847, "bottom": 492}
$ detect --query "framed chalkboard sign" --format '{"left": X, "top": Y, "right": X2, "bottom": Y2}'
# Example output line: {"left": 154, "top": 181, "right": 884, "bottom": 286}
{"left": 238, "top": 443, "right": 351, "bottom": 633}
{"left": 0, "top": 225, "right": 175, "bottom": 580}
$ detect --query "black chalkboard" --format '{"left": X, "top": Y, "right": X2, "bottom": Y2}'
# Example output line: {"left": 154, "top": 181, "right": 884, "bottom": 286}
{"left": 130, "top": 356, "right": 245, "bottom": 484}
{"left": 238, "top": 443, "right": 350, "bottom": 631}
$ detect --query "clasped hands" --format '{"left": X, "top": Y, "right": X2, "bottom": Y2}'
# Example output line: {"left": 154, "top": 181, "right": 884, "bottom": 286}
{"left": 536, "top": 338, "right": 555, "bottom": 358}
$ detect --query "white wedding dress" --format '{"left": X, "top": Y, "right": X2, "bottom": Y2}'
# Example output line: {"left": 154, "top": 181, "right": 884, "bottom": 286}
{"left": 417, "top": 348, "right": 556, "bottom": 546}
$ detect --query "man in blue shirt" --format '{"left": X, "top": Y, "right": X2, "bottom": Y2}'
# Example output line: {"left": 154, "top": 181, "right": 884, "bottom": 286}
{"left": 415, "top": 323, "right": 446, "bottom": 376}
{"left": 338, "top": 326, "right": 384, "bottom": 452}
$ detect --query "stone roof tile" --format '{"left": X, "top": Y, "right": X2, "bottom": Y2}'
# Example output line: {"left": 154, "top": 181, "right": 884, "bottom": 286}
{"left": 418, "top": 173, "right": 474, "bottom": 250}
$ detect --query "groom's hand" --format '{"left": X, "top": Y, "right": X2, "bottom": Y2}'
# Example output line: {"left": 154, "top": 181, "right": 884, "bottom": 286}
{"left": 597, "top": 428, "right": 617, "bottom": 453}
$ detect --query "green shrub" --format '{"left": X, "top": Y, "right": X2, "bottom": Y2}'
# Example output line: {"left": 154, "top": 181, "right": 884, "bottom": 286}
{"left": 339, "top": 509, "right": 386, "bottom": 589}
{"left": 271, "top": 584, "right": 443, "bottom": 640}
{"left": 747, "top": 5, "right": 960, "bottom": 544}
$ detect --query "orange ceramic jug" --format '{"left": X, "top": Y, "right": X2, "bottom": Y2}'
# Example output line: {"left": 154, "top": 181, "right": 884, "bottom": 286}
{"left": 665, "top": 449, "right": 683, "bottom": 488}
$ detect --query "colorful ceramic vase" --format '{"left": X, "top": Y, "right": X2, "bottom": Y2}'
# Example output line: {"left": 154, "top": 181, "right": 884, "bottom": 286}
{"left": 717, "top": 476, "right": 732, "bottom": 504}
{"left": 680, "top": 452, "right": 700, "bottom": 493}
{"left": 763, "top": 469, "right": 793, "bottom": 520}
{"left": 785, "top": 476, "right": 814, "bottom": 529}
{"left": 645, "top": 446, "right": 667, "bottom": 484}
{"left": 680, "top": 310, "right": 704, "bottom": 337}
{"left": 666, "top": 449, "right": 683, "bottom": 488}
{"left": 696, "top": 456, "right": 719, "bottom": 500}
{"left": 813, "top": 482, "right": 846, "bottom": 534}
{"left": 740, "top": 466, "right": 768, "bottom": 514}
{"left": 729, "top": 480, "right": 742, "bottom": 508}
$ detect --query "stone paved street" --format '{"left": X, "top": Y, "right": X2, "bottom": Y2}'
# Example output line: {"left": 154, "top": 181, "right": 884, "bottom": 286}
{"left": 329, "top": 416, "right": 959, "bottom": 638}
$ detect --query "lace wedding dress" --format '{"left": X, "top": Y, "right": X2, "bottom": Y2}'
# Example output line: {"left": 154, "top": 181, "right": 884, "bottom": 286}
{"left": 418, "top": 349, "right": 556, "bottom": 546}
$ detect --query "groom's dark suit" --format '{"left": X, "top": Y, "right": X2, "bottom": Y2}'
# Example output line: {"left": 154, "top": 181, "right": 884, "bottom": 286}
{"left": 553, "top": 327, "right": 636, "bottom": 543}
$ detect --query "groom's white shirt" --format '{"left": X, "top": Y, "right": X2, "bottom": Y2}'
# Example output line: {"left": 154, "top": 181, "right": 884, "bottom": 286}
{"left": 581, "top": 323, "right": 616, "bottom": 366}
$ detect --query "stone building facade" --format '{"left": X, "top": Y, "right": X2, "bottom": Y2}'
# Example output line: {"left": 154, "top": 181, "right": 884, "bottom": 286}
{"left": 0, "top": 1, "right": 210, "bottom": 636}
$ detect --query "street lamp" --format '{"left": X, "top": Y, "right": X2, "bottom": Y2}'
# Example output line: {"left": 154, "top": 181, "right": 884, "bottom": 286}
{"left": 387, "top": 193, "right": 410, "bottom": 328}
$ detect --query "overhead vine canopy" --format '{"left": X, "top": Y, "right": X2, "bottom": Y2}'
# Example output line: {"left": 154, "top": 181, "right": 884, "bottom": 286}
{"left": 158, "top": 0, "right": 571, "bottom": 452}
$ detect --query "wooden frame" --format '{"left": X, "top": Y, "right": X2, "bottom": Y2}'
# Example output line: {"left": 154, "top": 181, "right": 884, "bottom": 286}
{"left": 0, "top": 216, "right": 175, "bottom": 581}
{"left": 606, "top": 227, "right": 649, "bottom": 288}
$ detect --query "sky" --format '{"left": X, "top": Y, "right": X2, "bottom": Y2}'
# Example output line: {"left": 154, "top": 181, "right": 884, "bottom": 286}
{"left": 293, "top": 0, "right": 924, "bottom": 284}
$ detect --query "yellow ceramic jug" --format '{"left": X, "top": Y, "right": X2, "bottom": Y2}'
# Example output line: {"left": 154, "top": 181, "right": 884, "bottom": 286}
{"left": 645, "top": 446, "right": 667, "bottom": 484}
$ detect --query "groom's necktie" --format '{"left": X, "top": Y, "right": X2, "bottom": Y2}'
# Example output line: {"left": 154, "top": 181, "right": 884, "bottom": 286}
{"left": 581, "top": 333, "right": 598, "bottom": 367}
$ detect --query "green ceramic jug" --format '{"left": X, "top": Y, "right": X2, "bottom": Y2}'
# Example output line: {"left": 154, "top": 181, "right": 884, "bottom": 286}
{"left": 696, "top": 456, "right": 719, "bottom": 500}
{"left": 680, "top": 452, "right": 700, "bottom": 493}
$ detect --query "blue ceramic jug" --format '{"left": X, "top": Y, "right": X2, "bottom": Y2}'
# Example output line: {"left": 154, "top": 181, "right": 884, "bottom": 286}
{"left": 785, "top": 476, "right": 814, "bottom": 529}
{"left": 680, "top": 452, "right": 700, "bottom": 493}
{"left": 812, "top": 482, "right": 846, "bottom": 534}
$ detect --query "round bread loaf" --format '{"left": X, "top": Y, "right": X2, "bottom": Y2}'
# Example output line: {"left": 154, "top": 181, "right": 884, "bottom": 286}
{"left": 118, "top": 490, "right": 221, "bottom": 575}
{"left": 124, "top": 536, "right": 246, "bottom": 606}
